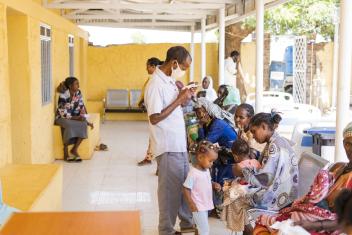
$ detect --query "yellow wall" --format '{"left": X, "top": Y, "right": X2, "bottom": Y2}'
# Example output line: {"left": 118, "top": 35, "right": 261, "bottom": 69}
{"left": 87, "top": 43, "right": 219, "bottom": 103}
{"left": 0, "top": 3, "right": 12, "bottom": 167}
{"left": 316, "top": 43, "right": 334, "bottom": 108}
{"left": 240, "top": 41, "right": 257, "bottom": 94}
{"left": 0, "top": 0, "right": 87, "bottom": 39}
{"left": 0, "top": 0, "right": 88, "bottom": 165}
{"left": 7, "top": 11, "right": 32, "bottom": 164}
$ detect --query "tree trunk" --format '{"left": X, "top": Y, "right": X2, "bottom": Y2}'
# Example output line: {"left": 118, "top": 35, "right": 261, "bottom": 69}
{"left": 225, "top": 22, "right": 254, "bottom": 102}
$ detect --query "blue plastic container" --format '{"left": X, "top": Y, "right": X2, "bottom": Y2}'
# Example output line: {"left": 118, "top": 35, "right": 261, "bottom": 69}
{"left": 284, "top": 46, "right": 293, "bottom": 76}
{"left": 269, "top": 61, "right": 286, "bottom": 89}
{"left": 303, "top": 127, "right": 336, "bottom": 135}
{"left": 302, "top": 127, "right": 336, "bottom": 147}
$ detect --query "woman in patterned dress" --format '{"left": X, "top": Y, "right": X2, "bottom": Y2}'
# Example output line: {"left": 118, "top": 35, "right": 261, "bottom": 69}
{"left": 55, "top": 77, "right": 93, "bottom": 162}
{"left": 253, "top": 121, "right": 352, "bottom": 235}
{"left": 221, "top": 111, "right": 298, "bottom": 235}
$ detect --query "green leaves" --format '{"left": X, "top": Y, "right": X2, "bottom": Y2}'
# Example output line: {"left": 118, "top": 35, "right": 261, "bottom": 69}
{"left": 243, "top": 0, "right": 338, "bottom": 41}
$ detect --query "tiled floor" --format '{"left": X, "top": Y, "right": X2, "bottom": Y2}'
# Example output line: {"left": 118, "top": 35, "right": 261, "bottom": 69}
{"left": 61, "top": 121, "right": 233, "bottom": 235}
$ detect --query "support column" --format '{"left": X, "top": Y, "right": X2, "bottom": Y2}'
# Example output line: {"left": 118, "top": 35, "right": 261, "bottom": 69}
{"left": 201, "top": 18, "right": 206, "bottom": 79}
{"left": 335, "top": 0, "right": 352, "bottom": 162}
{"left": 189, "top": 24, "right": 195, "bottom": 82}
{"left": 218, "top": 8, "right": 225, "bottom": 85}
{"left": 255, "top": 0, "right": 264, "bottom": 112}
{"left": 331, "top": 6, "right": 339, "bottom": 108}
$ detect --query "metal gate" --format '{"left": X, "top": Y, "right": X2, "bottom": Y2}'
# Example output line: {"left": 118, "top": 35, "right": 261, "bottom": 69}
{"left": 293, "top": 36, "right": 307, "bottom": 103}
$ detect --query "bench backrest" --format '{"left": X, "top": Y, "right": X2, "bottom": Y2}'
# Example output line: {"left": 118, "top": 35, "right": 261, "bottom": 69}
{"left": 298, "top": 151, "right": 329, "bottom": 197}
{"left": 106, "top": 89, "right": 129, "bottom": 109}
{"left": 130, "top": 89, "right": 142, "bottom": 108}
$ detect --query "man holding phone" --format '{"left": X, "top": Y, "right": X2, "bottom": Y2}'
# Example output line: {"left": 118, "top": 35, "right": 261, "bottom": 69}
{"left": 144, "top": 46, "right": 196, "bottom": 235}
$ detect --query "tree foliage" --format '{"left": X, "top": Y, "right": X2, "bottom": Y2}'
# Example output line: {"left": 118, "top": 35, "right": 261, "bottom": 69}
{"left": 244, "top": 0, "right": 338, "bottom": 41}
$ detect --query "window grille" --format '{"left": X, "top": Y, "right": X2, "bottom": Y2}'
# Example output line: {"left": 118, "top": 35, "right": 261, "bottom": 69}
{"left": 68, "top": 35, "right": 74, "bottom": 76}
{"left": 40, "top": 24, "right": 52, "bottom": 105}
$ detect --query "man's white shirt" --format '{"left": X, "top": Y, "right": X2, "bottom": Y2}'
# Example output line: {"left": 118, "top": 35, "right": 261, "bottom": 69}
{"left": 144, "top": 67, "right": 187, "bottom": 157}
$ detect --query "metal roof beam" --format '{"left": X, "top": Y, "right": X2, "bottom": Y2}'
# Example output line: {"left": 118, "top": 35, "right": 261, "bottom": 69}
{"left": 177, "top": 0, "right": 235, "bottom": 3}
{"left": 203, "top": 0, "right": 290, "bottom": 31}
{"left": 47, "top": 1, "right": 225, "bottom": 10}
{"left": 66, "top": 13, "right": 205, "bottom": 21}
{"left": 78, "top": 21, "right": 194, "bottom": 27}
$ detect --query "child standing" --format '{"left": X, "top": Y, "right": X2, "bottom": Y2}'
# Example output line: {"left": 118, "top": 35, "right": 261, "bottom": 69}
{"left": 183, "top": 141, "right": 218, "bottom": 235}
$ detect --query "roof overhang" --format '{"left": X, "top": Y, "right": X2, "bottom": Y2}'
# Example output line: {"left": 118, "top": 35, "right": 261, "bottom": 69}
{"left": 43, "top": 0, "right": 290, "bottom": 32}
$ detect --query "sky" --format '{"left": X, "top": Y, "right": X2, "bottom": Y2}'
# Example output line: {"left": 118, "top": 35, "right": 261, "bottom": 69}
{"left": 79, "top": 26, "right": 218, "bottom": 46}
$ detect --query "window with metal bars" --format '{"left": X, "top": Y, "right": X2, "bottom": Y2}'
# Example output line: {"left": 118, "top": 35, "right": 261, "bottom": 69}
{"left": 68, "top": 35, "right": 74, "bottom": 76}
{"left": 40, "top": 24, "right": 52, "bottom": 105}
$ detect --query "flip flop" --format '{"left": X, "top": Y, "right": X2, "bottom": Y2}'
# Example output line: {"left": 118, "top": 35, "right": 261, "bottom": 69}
{"left": 137, "top": 159, "right": 152, "bottom": 166}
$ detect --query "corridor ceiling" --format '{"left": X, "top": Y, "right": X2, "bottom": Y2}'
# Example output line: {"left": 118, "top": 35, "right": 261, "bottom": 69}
{"left": 44, "top": 0, "right": 289, "bottom": 31}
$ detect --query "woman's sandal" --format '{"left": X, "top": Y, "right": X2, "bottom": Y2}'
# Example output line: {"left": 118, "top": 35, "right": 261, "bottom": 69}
{"left": 64, "top": 155, "right": 76, "bottom": 162}
{"left": 70, "top": 151, "right": 82, "bottom": 162}
{"left": 74, "top": 156, "right": 82, "bottom": 162}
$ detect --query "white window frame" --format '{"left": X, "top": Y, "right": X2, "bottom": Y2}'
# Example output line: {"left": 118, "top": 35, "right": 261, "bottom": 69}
{"left": 40, "top": 23, "right": 52, "bottom": 105}
{"left": 68, "top": 34, "right": 74, "bottom": 76}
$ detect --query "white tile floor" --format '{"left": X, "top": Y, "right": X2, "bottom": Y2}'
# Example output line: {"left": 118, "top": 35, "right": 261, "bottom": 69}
{"left": 61, "top": 121, "right": 234, "bottom": 235}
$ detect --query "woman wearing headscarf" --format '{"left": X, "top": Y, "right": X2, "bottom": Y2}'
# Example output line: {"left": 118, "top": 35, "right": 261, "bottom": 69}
{"left": 195, "top": 97, "right": 237, "bottom": 148}
{"left": 253, "top": 121, "right": 352, "bottom": 235}
{"left": 201, "top": 76, "right": 217, "bottom": 102}
{"left": 214, "top": 85, "right": 241, "bottom": 114}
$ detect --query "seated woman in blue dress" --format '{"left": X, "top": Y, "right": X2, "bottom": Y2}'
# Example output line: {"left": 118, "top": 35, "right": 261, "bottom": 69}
{"left": 194, "top": 97, "right": 238, "bottom": 185}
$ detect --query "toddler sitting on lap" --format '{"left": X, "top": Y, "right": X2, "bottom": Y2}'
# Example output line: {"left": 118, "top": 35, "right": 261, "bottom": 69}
{"left": 222, "top": 139, "right": 261, "bottom": 200}
{"left": 231, "top": 139, "right": 261, "bottom": 177}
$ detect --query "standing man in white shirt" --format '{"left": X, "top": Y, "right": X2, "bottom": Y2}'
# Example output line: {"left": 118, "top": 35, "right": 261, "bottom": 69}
{"left": 224, "top": 50, "right": 243, "bottom": 87}
{"left": 144, "top": 46, "right": 195, "bottom": 235}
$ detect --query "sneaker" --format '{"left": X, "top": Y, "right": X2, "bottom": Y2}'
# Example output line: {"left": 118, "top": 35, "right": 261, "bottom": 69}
{"left": 174, "top": 227, "right": 198, "bottom": 234}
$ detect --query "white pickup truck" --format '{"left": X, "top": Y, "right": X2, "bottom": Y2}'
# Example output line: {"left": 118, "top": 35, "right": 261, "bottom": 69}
{"left": 245, "top": 91, "right": 322, "bottom": 138}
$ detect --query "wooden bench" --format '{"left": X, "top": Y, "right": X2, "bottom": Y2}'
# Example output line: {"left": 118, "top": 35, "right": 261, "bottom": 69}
{"left": 1, "top": 211, "right": 141, "bottom": 235}
{"left": 0, "top": 164, "right": 62, "bottom": 211}
{"left": 53, "top": 113, "right": 100, "bottom": 160}
{"left": 103, "top": 89, "right": 144, "bottom": 122}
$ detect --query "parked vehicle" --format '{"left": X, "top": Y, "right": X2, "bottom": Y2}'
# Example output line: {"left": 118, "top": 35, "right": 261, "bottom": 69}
{"left": 284, "top": 75, "right": 293, "bottom": 94}
{"left": 246, "top": 91, "right": 322, "bottom": 128}
{"left": 269, "top": 61, "right": 286, "bottom": 90}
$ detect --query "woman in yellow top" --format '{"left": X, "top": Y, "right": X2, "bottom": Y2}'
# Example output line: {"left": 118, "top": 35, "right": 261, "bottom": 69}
{"left": 138, "top": 57, "right": 163, "bottom": 166}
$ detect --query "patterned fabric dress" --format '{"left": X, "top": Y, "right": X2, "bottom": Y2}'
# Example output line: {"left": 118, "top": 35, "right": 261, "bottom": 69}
{"left": 254, "top": 163, "right": 352, "bottom": 235}
{"left": 55, "top": 89, "right": 88, "bottom": 144}
{"left": 245, "top": 132, "right": 299, "bottom": 211}
{"left": 56, "top": 89, "right": 86, "bottom": 119}
{"left": 221, "top": 132, "right": 299, "bottom": 232}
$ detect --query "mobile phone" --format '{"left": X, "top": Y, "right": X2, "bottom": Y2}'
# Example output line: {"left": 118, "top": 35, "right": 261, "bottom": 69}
{"left": 182, "top": 83, "right": 198, "bottom": 90}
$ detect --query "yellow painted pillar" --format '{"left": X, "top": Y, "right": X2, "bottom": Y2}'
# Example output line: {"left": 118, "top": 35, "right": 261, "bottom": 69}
{"left": 7, "top": 11, "right": 32, "bottom": 164}
{"left": 0, "top": 3, "right": 13, "bottom": 167}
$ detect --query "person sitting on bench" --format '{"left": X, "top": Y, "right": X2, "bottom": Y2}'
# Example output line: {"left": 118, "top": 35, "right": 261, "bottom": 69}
{"left": 55, "top": 76, "right": 93, "bottom": 162}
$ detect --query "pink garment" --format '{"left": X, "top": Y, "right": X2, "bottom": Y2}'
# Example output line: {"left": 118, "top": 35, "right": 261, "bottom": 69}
{"left": 237, "top": 159, "right": 261, "bottom": 170}
{"left": 183, "top": 167, "right": 214, "bottom": 212}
